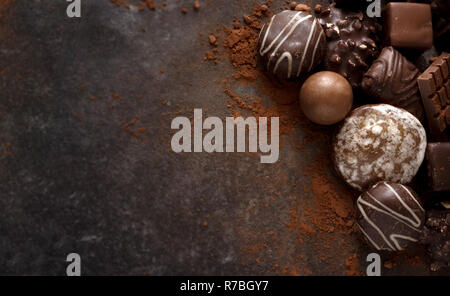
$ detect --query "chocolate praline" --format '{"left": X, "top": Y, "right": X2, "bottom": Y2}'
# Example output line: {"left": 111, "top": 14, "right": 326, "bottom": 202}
{"left": 299, "top": 71, "right": 353, "bottom": 125}
{"left": 361, "top": 46, "right": 425, "bottom": 123}
{"left": 356, "top": 182, "right": 425, "bottom": 251}
{"left": 258, "top": 10, "right": 326, "bottom": 83}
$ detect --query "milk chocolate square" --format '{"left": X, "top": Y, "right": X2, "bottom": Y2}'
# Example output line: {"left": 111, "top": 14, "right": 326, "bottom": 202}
{"left": 384, "top": 3, "right": 433, "bottom": 50}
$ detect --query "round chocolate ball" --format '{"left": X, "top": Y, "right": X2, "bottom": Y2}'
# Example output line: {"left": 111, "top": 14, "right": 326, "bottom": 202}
{"left": 258, "top": 10, "right": 326, "bottom": 83}
{"left": 356, "top": 181, "right": 425, "bottom": 251}
{"left": 333, "top": 104, "right": 427, "bottom": 191}
{"left": 299, "top": 71, "right": 353, "bottom": 125}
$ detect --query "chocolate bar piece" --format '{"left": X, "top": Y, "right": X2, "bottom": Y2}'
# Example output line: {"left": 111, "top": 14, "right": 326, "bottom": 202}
{"left": 384, "top": 3, "right": 433, "bottom": 50}
{"left": 362, "top": 46, "right": 425, "bottom": 122}
{"left": 426, "top": 143, "right": 450, "bottom": 192}
{"left": 417, "top": 53, "right": 450, "bottom": 136}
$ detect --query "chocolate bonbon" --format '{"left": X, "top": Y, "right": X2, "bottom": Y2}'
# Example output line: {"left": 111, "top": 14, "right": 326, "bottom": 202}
{"left": 257, "top": 10, "right": 325, "bottom": 83}
{"left": 299, "top": 71, "right": 353, "bottom": 125}
{"left": 417, "top": 52, "right": 450, "bottom": 136}
{"left": 426, "top": 143, "right": 450, "bottom": 192}
{"left": 384, "top": 3, "right": 433, "bottom": 51}
{"left": 362, "top": 46, "right": 425, "bottom": 122}
{"left": 333, "top": 104, "right": 427, "bottom": 191}
{"left": 316, "top": 4, "right": 380, "bottom": 88}
{"left": 356, "top": 182, "right": 425, "bottom": 251}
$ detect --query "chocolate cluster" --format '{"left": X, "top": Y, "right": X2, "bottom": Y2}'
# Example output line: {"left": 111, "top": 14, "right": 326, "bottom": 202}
{"left": 316, "top": 4, "right": 381, "bottom": 88}
{"left": 255, "top": 1, "right": 449, "bottom": 270}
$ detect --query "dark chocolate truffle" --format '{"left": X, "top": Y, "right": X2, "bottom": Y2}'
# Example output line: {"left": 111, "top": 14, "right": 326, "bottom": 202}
{"left": 362, "top": 46, "right": 425, "bottom": 123}
{"left": 299, "top": 71, "right": 353, "bottom": 125}
{"left": 316, "top": 4, "right": 380, "bottom": 88}
{"left": 333, "top": 104, "right": 427, "bottom": 191}
{"left": 356, "top": 182, "right": 425, "bottom": 251}
{"left": 258, "top": 10, "right": 325, "bottom": 83}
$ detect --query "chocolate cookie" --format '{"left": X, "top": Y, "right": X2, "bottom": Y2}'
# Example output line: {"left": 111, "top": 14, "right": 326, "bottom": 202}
{"left": 362, "top": 46, "right": 425, "bottom": 123}
{"left": 356, "top": 182, "right": 425, "bottom": 251}
{"left": 316, "top": 4, "right": 380, "bottom": 88}
{"left": 333, "top": 104, "right": 427, "bottom": 191}
{"left": 258, "top": 10, "right": 325, "bottom": 83}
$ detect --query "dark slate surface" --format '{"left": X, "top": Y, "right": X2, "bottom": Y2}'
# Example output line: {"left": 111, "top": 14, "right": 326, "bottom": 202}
{"left": 0, "top": 0, "right": 445, "bottom": 275}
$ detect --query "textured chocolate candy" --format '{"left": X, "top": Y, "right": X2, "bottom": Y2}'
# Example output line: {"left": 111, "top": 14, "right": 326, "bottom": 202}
{"left": 333, "top": 104, "right": 427, "bottom": 191}
{"left": 356, "top": 182, "right": 425, "bottom": 251}
{"left": 316, "top": 4, "right": 380, "bottom": 88}
{"left": 426, "top": 143, "right": 450, "bottom": 192}
{"left": 258, "top": 10, "right": 325, "bottom": 83}
{"left": 299, "top": 71, "right": 353, "bottom": 125}
{"left": 362, "top": 46, "right": 425, "bottom": 122}
{"left": 417, "top": 52, "right": 450, "bottom": 136}
{"left": 384, "top": 3, "right": 433, "bottom": 50}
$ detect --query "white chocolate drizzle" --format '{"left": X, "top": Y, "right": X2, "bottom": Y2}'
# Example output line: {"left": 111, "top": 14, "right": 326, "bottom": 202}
{"left": 274, "top": 52, "right": 293, "bottom": 78}
{"left": 296, "top": 18, "right": 316, "bottom": 77}
{"left": 308, "top": 29, "right": 323, "bottom": 72}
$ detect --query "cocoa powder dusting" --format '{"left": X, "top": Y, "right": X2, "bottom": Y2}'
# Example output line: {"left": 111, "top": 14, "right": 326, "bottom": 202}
{"left": 221, "top": 3, "right": 437, "bottom": 273}
{"left": 224, "top": 88, "right": 299, "bottom": 135}
{"left": 223, "top": 3, "right": 271, "bottom": 81}
{"left": 219, "top": 1, "right": 364, "bottom": 275}
{"left": 109, "top": 0, "right": 156, "bottom": 11}
{"left": 193, "top": 0, "right": 200, "bottom": 11}
{"left": 345, "top": 253, "right": 362, "bottom": 276}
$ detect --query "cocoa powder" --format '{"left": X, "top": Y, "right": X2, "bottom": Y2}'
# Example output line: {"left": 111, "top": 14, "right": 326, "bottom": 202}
{"left": 109, "top": 0, "right": 156, "bottom": 11}
{"left": 221, "top": 1, "right": 365, "bottom": 275}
